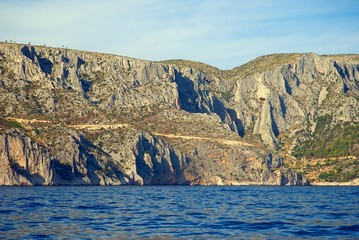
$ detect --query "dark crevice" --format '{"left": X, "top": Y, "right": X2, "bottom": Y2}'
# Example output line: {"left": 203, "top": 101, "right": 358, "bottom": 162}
{"left": 270, "top": 103, "right": 280, "bottom": 137}
{"left": 21, "top": 45, "right": 53, "bottom": 75}
{"left": 279, "top": 96, "right": 287, "bottom": 118}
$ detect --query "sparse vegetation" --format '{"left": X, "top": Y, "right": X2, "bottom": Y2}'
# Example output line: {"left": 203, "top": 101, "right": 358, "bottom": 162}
{"left": 290, "top": 113, "right": 359, "bottom": 182}
{"left": 287, "top": 156, "right": 359, "bottom": 183}
{"left": 314, "top": 115, "right": 332, "bottom": 132}
{"left": 229, "top": 53, "right": 302, "bottom": 79}
{"left": 218, "top": 90, "right": 234, "bottom": 101}
{"left": 160, "top": 59, "right": 225, "bottom": 78}
{"left": 293, "top": 116, "right": 359, "bottom": 159}
{"left": 0, "top": 118, "right": 25, "bottom": 131}
{"left": 322, "top": 54, "right": 359, "bottom": 64}
{"left": 318, "top": 158, "right": 359, "bottom": 182}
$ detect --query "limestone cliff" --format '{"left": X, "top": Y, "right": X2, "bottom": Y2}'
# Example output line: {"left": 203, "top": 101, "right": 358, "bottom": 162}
{"left": 0, "top": 129, "right": 53, "bottom": 185}
{"left": 1, "top": 42, "right": 357, "bottom": 185}
{"left": 229, "top": 53, "right": 359, "bottom": 150}
{"left": 0, "top": 126, "right": 193, "bottom": 186}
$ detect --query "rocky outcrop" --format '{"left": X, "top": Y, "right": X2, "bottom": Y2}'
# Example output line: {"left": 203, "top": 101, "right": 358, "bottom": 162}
{"left": 47, "top": 127, "right": 128, "bottom": 186}
{"left": 0, "top": 43, "right": 240, "bottom": 132}
{"left": 0, "top": 129, "right": 53, "bottom": 185}
{"left": 279, "top": 167, "right": 308, "bottom": 186}
{"left": 2, "top": 43, "right": 357, "bottom": 186}
{"left": 0, "top": 126, "right": 194, "bottom": 186}
{"left": 230, "top": 53, "right": 359, "bottom": 149}
{"left": 168, "top": 137, "right": 308, "bottom": 186}
{"left": 91, "top": 128, "right": 191, "bottom": 185}
{"left": 0, "top": 126, "right": 307, "bottom": 186}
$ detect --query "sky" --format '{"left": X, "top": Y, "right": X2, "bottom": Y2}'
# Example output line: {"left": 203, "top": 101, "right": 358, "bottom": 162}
{"left": 0, "top": 0, "right": 358, "bottom": 69}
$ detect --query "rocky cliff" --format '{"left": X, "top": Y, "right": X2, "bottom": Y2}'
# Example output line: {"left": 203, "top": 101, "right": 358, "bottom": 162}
{"left": 229, "top": 53, "right": 359, "bottom": 150}
{"left": 0, "top": 129, "right": 53, "bottom": 185}
{"left": 1, "top": 42, "right": 358, "bottom": 185}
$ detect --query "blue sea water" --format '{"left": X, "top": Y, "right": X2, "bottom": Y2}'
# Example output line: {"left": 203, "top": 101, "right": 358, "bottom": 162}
{"left": 0, "top": 186, "right": 358, "bottom": 239}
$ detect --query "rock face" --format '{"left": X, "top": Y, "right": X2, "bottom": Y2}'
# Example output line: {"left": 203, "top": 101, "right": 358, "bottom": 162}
{"left": 230, "top": 53, "right": 359, "bottom": 149}
{"left": 0, "top": 127, "right": 307, "bottom": 186}
{"left": 1, "top": 42, "right": 358, "bottom": 186}
{"left": 0, "top": 129, "right": 53, "bottom": 185}
{"left": 0, "top": 127, "right": 192, "bottom": 186}
{"left": 90, "top": 128, "right": 190, "bottom": 185}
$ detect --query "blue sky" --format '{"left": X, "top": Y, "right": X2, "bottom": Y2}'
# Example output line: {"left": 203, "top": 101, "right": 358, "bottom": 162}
{"left": 1, "top": 0, "right": 358, "bottom": 69}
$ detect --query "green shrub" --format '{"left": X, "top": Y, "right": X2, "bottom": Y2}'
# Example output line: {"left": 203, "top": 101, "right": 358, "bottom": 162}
{"left": 7, "top": 120, "right": 25, "bottom": 130}
{"left": 317, "top": 159, "right": 359, "bottom": 182}
{"left": 220, "top": 91, "right": 234, "bottom": 101}
{"left": 318, "top": 170, "right": 337, "bottom": 182}
{"left": 293, "top": 122, "right": 359, "bottom": 159}
{"left": 0, "top": 118, "right": 25, "bottom": 130}
{"left": 315, "top": 115, "right": 332, "bottom": 132}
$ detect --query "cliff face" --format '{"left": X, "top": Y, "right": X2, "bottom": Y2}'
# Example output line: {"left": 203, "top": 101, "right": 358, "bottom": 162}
{"left": 230, "top": 53, "right": 359, "bottom": 149}
{"left": 0, "top": 129, "right": 53, "bottom": 185}
{"left": 0, "top": 42, "right": 357, "bottom": 185}
{"left": 0, "top": 126, "right": 194, "bottom": 186}
{"left": 0, "top": 126, "right": 307, "bottom": 186}
{"left": 89, "top": 128, "right": 190, "bottom": 185}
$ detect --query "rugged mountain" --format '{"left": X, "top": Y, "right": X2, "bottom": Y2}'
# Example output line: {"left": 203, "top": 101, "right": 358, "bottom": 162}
{"left": 154, "top": 55, "right": 359, "bottom": 183}
{"left": 226, "top": 54, "right": 359, "bottom": 183}
{"left": 0, "top": 42, "right": 358, "bottom": 185}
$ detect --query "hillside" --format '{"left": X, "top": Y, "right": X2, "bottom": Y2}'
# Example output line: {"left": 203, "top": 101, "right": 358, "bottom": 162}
{"left": 0, "top": 42, "right": 358, "bottom": 185}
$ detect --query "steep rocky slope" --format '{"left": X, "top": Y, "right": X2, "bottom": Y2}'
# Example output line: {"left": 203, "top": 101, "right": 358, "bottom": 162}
{"left": 0, "top": 128, "right": 53, "bottom": 185}
{"left": 0, "top": 42, "right": 357, "bottom": 185}
{"left": 224, "top": 54, "right": 359, "bottom": 183}
{"left": 228, "top": 53, "right": 359, "bottom": 150}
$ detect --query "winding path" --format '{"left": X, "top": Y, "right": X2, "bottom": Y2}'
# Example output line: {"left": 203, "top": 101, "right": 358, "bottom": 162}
{"left": 152, "top": 132, "right": 254, "bottom": 147}
{"left": 5, "top": 117, "right": 254, "bottom": 146}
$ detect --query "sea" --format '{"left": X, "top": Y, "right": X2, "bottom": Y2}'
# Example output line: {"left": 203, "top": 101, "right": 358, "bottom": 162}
{"left": 0, "top": 186, "right": 358, "bottom": 239}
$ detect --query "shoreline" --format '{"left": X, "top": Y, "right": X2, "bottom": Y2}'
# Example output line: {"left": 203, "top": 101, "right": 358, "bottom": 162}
{"left": 311, "top": 179, "right": 359, "bottom": 186}
{"left": 1, "top": 182, "right": 359, "bottom": 187}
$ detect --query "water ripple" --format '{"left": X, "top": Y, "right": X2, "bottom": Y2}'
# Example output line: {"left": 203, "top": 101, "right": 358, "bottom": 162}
{"left": 0, "top": 186, "right": 358, "bottom": 239}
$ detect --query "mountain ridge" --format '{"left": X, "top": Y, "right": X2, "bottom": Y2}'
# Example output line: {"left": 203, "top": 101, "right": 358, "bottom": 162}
{"left": 0, "top": 42, "right": 358, "bottom": 186}
{"left": 4, "top": 41, "right": 359, "bottom": 71}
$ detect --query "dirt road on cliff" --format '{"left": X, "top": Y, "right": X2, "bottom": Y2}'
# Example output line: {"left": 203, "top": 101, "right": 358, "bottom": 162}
{"left": 5, "top": 117, "right": 254, "bottom": 147}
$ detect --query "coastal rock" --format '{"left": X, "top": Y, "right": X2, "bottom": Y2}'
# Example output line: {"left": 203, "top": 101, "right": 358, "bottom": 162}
{"left": 91, "top": 128, "right": 190, "bottom": 185}
{"left": 0, "top": 129, "right": 53, "bottom": 185}
{"left": 1, "top": 43, "right": 357, "bottom": 186}
{"left": 231, "top": 53, "right": 359, "bottom": 149}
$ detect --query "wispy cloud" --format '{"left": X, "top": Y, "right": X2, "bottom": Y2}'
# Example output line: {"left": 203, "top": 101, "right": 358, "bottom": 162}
{"left": 1, "top": 0, "right": 358, "bottom": 69}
